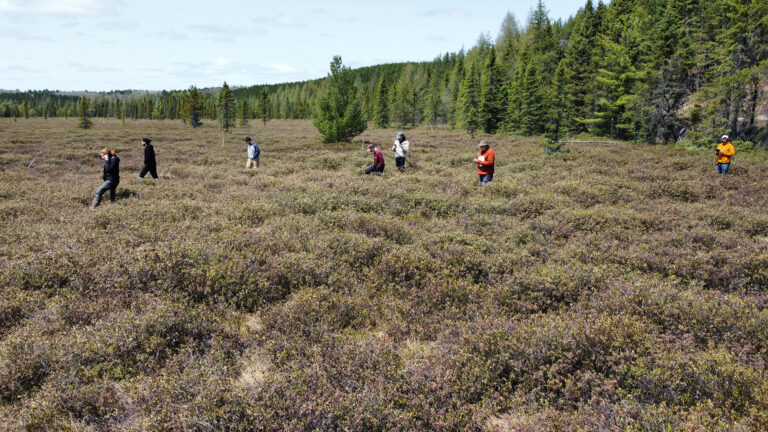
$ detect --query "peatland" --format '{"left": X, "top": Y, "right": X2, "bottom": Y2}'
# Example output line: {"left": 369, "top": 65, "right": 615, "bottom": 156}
{"left": 1, "top": 118, "right": 768, "bottom": 431}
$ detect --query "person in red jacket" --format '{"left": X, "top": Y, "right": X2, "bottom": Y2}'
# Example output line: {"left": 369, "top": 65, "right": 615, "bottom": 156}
{"left": 365, "top": 143, "right": 385, "bottom": 175}
{"left": 474, "top": 140, "right": 494, "bottom": 185}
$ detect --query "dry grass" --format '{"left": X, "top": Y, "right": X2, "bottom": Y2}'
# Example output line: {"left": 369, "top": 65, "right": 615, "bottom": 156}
{"left": 1, "top": 118, "right": 768, "bottom": 431}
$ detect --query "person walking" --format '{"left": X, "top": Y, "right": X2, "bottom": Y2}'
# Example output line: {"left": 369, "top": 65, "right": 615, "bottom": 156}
{"left": 715, "top": 134, "right": 735, "bottom": 175}
{"left": 474, "top": 140, "right": 495, "bottom": 185}
{"left": 365, "top": 143, "right": 385, "bottom": 175}
{"left": 392, "top": 132, "right": 410, "bottom": 172}
{"left": 91, "top": 149, "right": 120, "bottom": 209}
{"left": 245, "top": 136, "right": 260, "bottom": 168}
{"left": 138, "top": 138, "right": 158, "bottom": 179}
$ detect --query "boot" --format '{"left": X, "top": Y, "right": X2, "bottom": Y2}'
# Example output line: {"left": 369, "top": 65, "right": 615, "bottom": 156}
{"left": 90, "top": 196, "right": 100, "bottom": 210}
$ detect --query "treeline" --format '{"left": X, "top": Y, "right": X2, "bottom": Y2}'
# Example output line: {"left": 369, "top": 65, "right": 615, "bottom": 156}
{"left": 2, "top": 0, "right": 766, "bottom": 145}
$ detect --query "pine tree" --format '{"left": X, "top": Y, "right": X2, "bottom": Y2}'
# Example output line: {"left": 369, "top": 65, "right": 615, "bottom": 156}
{"left": 519, "top": 59, "right": 546, "bottom": 135}
{"left": 588, "top": 37, "right": 642, "bottom": 139}
{"left": 313, "top": 56, "right": 367, "bottom": 143}
{"left": 256, "top": 89, "right": 271, "bottom": 126}
{"left": 447, "top": 54, "right": 465, "bottom": 128}
{"left": 479, "top": 50, "right": 504, "bottom": 133}
{"left": 216, "top": 82, "right": 236, "bottom": 145}
{"left": 238, "top": 99, "right": 249, "bottom": 127}
{"left": 423, "top": 67, "right": 447, "bottom": 126}
{"left": 560, "top": 0, "right": 599, "bottom": 132}
{"left": 546, "top": 60, "right": 571, "bottom": 142}
{"left": 77, "top": 96, "right": 92, "bottom": 129}
{"left": 19, "top": 100, "right": 29, "bottom": 119}
{"left": 372, "top": 75, "right": 389, "bottom": 128}
{"left": 181, "top": 86, "right": 204, "bottom": 128}
{"left": 390, "top": 63, "right": 417, "bottom": 127}
{"left": 457, "top": 60, "right": 481, "bottom": 137}
{"left": 502, "top": 45, "right": 530, "bottom": 132}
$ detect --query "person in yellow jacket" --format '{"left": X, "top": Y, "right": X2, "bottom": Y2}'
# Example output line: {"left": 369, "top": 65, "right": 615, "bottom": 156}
{"left": 715, "top": 134, "right": 735, "bottom": 175}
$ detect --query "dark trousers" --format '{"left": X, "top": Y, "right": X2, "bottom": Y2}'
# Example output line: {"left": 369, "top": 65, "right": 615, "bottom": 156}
{"left": 716, "top": 162, "right": 730, "bottom": 175}
{"left": 140, "top": 164, "right": 158, "bottom": 179}
{"left": 93, "top": 180, "right": 118, "bottom": 207}
{"left": 395, "top": 156, "right": 405, "bottom": 171}
{"left": 365, "top": 165, "right": 384, "bottom": 175}
{"left": 478, "top": 173, "right": 493, "bottom": 185}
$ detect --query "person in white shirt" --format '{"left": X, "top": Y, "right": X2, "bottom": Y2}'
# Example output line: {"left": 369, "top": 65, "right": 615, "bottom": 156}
{"left": 245, "top": 136, "right": 260, "bottom": 168}
{"left": 392, "top": 132, "right": 410, "bottom": 172}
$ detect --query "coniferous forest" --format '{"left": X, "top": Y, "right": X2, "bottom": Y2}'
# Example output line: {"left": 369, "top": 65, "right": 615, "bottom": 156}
{"left": 2, "top": 0, "right": 767, "bottom": 146}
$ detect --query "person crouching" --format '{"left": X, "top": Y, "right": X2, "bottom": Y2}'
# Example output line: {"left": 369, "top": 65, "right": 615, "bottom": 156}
{"left": 365, "top": 143, "right": 385, "bottom": 175}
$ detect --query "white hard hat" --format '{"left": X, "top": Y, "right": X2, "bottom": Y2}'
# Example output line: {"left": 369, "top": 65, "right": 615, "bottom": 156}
{"left": 721, "top": 135, "right": 729, "bottom": 140}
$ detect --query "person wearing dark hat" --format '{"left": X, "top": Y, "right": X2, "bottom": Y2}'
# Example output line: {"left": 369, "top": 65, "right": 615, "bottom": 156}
{"left": 474, "top": 140, "right": 494, "bottom": 185}
{"left": 715, "top": 134, "right": 735, "bottom": 175}
{"left": 392, "top": 132, "right": 410, "bottom": 172}
{"left": 245, "top": 136, "right": 260, "bottom": 168}
{"left": 365, "top": 143, "right": 385, "bottom": 175}
{"left": 138, "top": 138, "right": 158, "bottom": 179}
{"left": 91, "top": 149, "right": 120, "bottom": 209}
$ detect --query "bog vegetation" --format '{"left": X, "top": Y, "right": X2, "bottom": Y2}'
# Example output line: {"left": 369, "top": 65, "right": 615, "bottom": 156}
{"left": 2, "top": 0, "right": 767, "bottom": 147}
{"left": 1, "top": 118, "right": 767, "bottom": 430}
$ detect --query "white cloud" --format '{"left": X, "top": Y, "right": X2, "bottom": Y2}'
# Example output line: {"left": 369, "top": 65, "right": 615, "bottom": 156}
{"left": 216, "top": 57, "right": 232, "bottom": 67}
{"left": 270, "top": 64, "right": 296, "bottom": 73}
{"left": 421, "top": 7, "right": 471, "bottom": 19}
{"left": 252, "top": 12, "right": 304, "bottom": 28}
{"left": 0, "top": 0, "right": 114, "bottom": 15}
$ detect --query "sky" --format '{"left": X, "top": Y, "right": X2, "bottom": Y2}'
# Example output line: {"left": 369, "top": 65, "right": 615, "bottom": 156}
{"left": 0, "top": 0, "right": 590, "bottom": 92}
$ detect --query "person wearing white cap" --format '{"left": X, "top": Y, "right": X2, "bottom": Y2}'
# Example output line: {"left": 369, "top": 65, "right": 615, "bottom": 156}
{"left": 715, "top": 134, "right": 735, "bottom": 175}
{"left": 474, "top": 140, "right": 494, "bottom": 185}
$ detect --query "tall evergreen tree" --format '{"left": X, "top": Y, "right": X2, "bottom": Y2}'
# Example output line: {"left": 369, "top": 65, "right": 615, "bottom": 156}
{"left": 77, "top": 96, "right": 92, "bottom": 129}
{"left": 447, "top": 53, "right": 465, "bottom": 128}
{"left": 313, "top": 56, "right": 366, "bottom": 143}
{"left": 560, "top": 0, "right": 599, "bottom": 132}
{"left": 372, "top": 75, "right": 389, "bottom": 128}
{"left": 479, "top": 50, "right": 505, "bottom": 133}
{"left": 181, "top": 86, "right": 204, "bottom": 128}
{"left": 390, "top": 63, "right": 418, "bottom": 127}
{"left": 546, "top": 60, "right": 571, "bottom": 142}
{"left": 589, "top": 37, "right": 642, "bottom": 139}
{"left": 238, "top": 99, "right": 249, "bottom": 127}
{"left": 256, "top": 89, "right": 271, "bottom": 126}
{"left": 218, "top": 82, "right": 236, "bottom": 144}
{"left": 457, "top": 60, "right": 482, "bottom": 137}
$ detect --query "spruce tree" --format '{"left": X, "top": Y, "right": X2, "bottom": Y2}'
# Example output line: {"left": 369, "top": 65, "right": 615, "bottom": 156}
{"left": 502, "top": 45, "right": 530, "bottom": 132}
{"left": 218, "top": 82, "right": 236, "bottom": 137}
{"left": 182, "top": 86, "right": 204, "bottom": 128}
{"left": 390, "top": 64, "right": 417, "bottom": 127}
{"left": 546, "top": 60, "right": 571, "bottom": 143}
{"left": 560, "top": 0, "right": 598, "bottom": 132}
{"left": 238, "top": 99, "right": 249, "bottom": 127}
{"left": 447, "top": 55, "right": 465, "bottom": 128}
{"left": 423, "top": 67, "right": 446, "bottom": 126}
{"left": 457, "top": 61, "right": 481, "bottom": 137}
{"left": 77, "top": 96, "right": 92, "bottom": 129}
{"left": 313, "top": 56, "right": 366, "bottom": 143}
{"left": 256, "top": 89, "right": 271, "bottom": 126}
{"left": 479, "top": 50, "right": 504, "bottom": 133}
{"left": 372, "top": 75, "right": 389, "bottom": 128}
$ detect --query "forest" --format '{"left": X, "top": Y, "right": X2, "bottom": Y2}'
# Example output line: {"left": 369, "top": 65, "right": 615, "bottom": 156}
{"left": 1, "top": 0, "right": 767, "bottom": 146}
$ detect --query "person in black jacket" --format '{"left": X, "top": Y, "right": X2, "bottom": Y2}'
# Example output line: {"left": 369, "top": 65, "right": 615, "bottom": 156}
{"left": 91, "top": 149, "right": 120, "bottom": 209}
{"left": 138, "top": 137, "right": 158, "bottom": 179}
